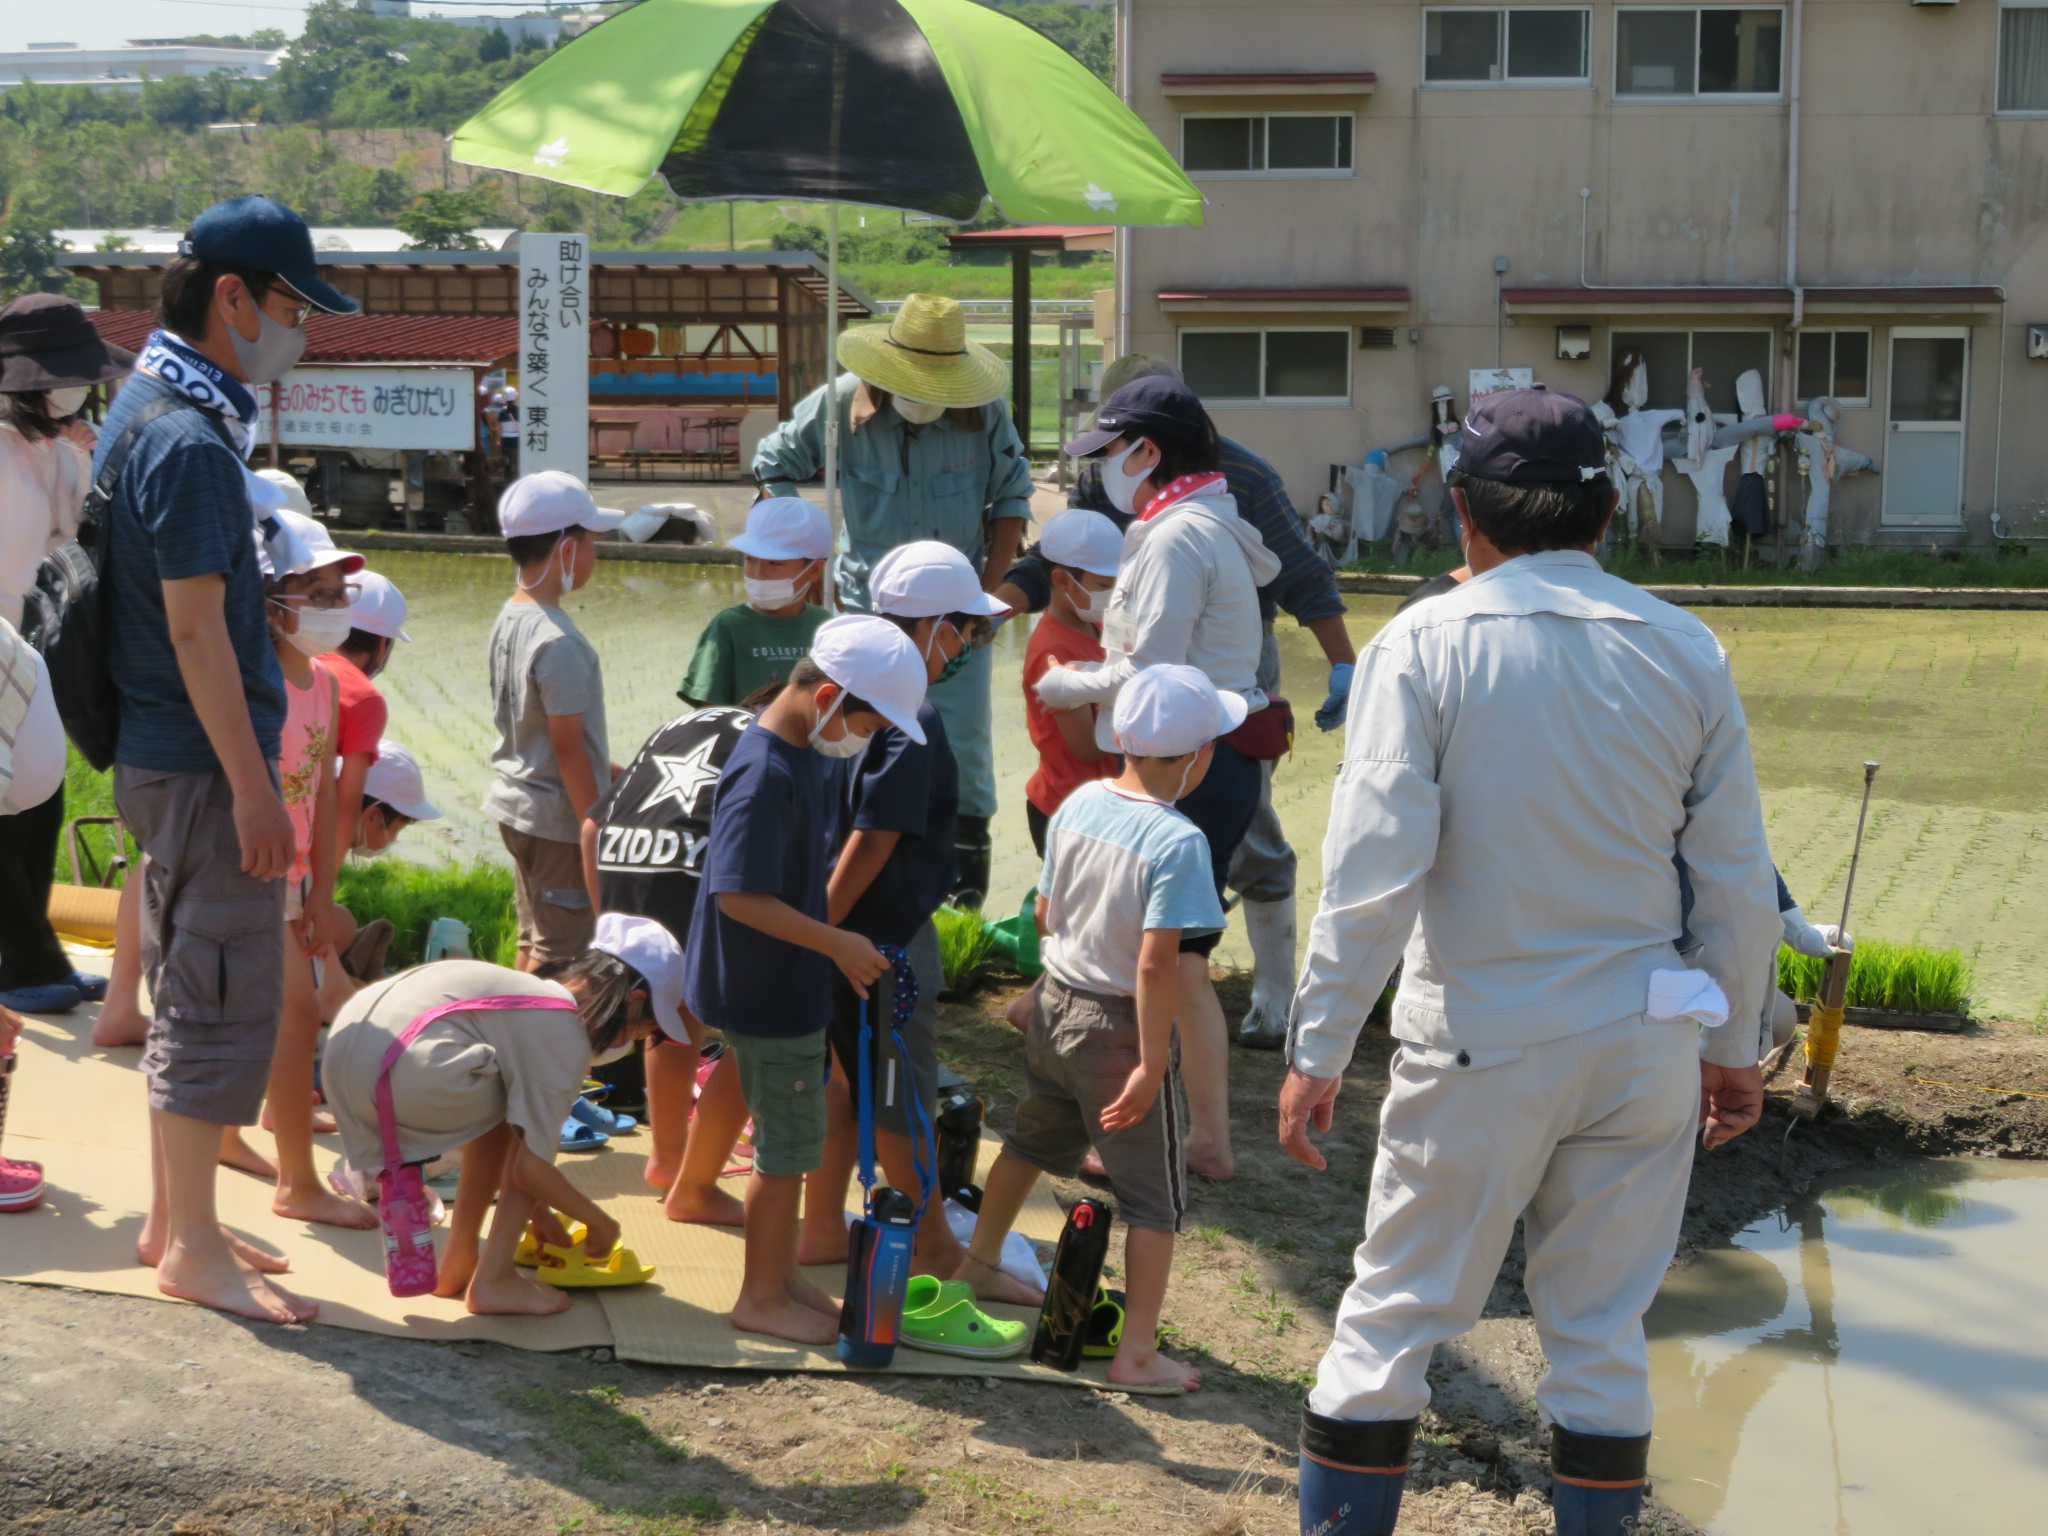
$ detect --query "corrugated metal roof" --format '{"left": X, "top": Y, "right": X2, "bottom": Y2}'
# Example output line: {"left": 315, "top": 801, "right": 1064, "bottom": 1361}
{"left": 90, "top": 310, "right": 517, "bottom": 365}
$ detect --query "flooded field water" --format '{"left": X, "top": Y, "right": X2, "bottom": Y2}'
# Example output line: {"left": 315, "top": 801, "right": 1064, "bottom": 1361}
{"left": 367, "top": 553, "right": 2048, "bottom": 1019}
{"left": 1646, "top": 1160, "right": 2048, "bottom": 1534}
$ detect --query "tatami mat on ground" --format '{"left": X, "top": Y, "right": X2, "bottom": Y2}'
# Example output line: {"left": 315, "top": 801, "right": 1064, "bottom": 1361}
{"left": 3, "top": 954, "right": 1156, "bottom": 1388}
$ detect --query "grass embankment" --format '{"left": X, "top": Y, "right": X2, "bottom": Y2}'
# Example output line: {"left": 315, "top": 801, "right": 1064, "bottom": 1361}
{"left": 1347, "top": 544, "right": 2048, "bottom": 589}
{"left": 1778, "top": 940, "right": 1975, "bottom": 1015}
{"left": 333, "top": 860, "right": 520, "bottom": 969}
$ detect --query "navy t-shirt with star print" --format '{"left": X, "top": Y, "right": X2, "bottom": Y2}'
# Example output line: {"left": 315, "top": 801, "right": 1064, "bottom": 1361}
{"left": 590, "top": 706, "right": 754, "bottom": 946}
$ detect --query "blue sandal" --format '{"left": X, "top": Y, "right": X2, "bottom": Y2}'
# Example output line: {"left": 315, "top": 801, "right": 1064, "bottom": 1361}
{"left": 558, "top": 1119, "right": 609, "bottom": 1153}
{"left": 568, "top": 1095, "right": 636, "bottom": 1136}
{"left": 0, "top": 982, "right": 81, "bottom": 1014}
{"left": 69, "top": 972, "right": 109, "bottom": 1003}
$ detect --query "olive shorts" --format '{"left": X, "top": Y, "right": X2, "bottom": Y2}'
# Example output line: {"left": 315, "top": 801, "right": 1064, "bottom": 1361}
{"left": 114, "top": 764, "right": 286, "bottom": 1127}
{"left": 729, "top": 1028, "right": 829, "bottom": 1177}
{"left": 498, "top": 824, "right": 595, "bottom": 965}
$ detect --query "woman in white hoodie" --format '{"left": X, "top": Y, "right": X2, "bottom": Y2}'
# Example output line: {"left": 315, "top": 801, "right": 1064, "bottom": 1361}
{"left": 1035, "top": 376, "right": 1282, "bottom": 1179}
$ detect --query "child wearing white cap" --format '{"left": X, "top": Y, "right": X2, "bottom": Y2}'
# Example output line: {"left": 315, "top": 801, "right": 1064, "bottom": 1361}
{"left": 797, "top": 541, "right": 1004, "bottom": 1283}
{"left": 679, "top": 497, "right": 833, "bottom": 707}
{"left": 484, "top": 472, "right": 625, "bottom": 971}
{"left": 323, "top": 569, "right": 409, "bottom": 874}
{"left": 681, "top": 614, "right": 929, "bottom": 1346}
{"left": 1022, "top": 508, "right": 1124, "bottom": 855}
{"left": 955, "top": 664, "right": 1239, "bottom": 1394}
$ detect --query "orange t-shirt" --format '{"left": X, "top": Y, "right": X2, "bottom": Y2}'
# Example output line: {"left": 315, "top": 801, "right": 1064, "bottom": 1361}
{"left": 1024, "top": 612, "right": 1117, "bottom": 816}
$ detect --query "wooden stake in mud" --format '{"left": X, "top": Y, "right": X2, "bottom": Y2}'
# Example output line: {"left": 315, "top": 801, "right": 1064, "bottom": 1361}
{"left": 1790, "top": 762, "right": 1880, "bottom": 1120}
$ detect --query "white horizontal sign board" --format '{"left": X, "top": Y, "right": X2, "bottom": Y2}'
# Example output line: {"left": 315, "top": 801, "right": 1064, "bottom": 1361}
{"left": 257, "top": 368, "right": 475, "bottom": 451}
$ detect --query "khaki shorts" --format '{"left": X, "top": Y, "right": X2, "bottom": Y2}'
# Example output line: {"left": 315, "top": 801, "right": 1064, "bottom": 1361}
{"left": 1005, "top": 976, "right": 1187, "bottom": 1233}
{"left": 498, "top": 824, "right": 595, "bottom": 964}
{"left": 115, "top": 764, "right": 287, "bottom": 1127}
{"left": 729, "top": 1029, "right": 829, "bottom": 1178}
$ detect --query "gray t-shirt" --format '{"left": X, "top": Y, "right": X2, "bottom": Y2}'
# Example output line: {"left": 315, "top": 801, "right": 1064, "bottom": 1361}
{"left": 480, "top": 599, "right": 609, "bottom": 844}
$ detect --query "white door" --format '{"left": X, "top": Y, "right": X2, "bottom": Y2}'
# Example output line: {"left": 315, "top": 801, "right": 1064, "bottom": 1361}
{"left": 1881, "top": 328, "right": 1967, "bottom": 527}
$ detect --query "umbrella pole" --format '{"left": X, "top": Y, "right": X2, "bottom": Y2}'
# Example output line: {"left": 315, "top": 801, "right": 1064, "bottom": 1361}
{"left": 825, "top": 203, "right": 840, "bottom": 536}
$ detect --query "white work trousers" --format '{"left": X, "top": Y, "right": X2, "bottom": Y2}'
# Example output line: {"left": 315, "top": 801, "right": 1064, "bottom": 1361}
{"left": 1309, "top": 1012, "right": 1699, "bottom": 1437}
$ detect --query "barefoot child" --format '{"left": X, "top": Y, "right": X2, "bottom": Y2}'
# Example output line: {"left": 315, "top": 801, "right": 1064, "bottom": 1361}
{"left": 956, "top": 664, "right": 1240, "bottom": 1393}
{"left": 800, "top": 542, "right": 1005, "bottom": 1280}
{"left": 678, "top": 498, "right": 831, "bottom": 707}
{"left": 324, "top": 569, "right": 409, "bottom": 875}
{"left": 681, "top": 616, "right": 928, "bottom": 1345}
{"left": 323, "top": 951, "right": 659, "bottom": 1315}
{"left": 259, "top": 509, "right": 379, "bottom": 1232}
{"left": 1021, "top": 509, "right": 1123, "bottom": 856}
{"left": 484, "top": 471, "right": 623, "bottom": 972}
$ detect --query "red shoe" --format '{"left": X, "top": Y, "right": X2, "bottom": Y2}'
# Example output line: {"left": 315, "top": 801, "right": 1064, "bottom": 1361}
{"left": 0, "top": 1156, "right": 45, "bottom": 1211}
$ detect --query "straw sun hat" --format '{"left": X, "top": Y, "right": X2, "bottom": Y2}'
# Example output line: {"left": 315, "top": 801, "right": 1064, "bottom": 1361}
{"left": 835, "top": 293, "right": 1008, "bottom": 409}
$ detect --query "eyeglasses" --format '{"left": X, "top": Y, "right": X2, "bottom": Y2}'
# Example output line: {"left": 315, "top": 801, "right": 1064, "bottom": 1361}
{"left": 270, "top": 582, "right": 361, "bottom": 612}
{"left": 252, "top": 283, "right": 313, "bottom": 328}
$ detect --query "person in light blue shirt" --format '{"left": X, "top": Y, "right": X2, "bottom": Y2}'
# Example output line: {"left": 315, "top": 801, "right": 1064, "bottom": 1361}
{"left": 751, "top": 295, "right": 1032, "bottom": 904}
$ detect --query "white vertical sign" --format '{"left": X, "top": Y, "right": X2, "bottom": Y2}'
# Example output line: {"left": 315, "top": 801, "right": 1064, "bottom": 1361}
{"left": 517, "top": 232, "right": 590, "bottom": 481}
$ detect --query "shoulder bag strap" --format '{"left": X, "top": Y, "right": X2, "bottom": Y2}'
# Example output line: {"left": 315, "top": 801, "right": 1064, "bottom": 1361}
{"left": 81, "top": 393, "right": 236, "bottom": 571}
{"left": 374, "top": 993, "right": 579, "bottom": 1178}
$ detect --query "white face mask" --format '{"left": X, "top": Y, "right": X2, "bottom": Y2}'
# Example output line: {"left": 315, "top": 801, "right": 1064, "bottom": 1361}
{"left": 744, "top": 563, "right": 815, "bottom": 610}
{"left": 45, "top": 386, "right": 89, "bottom": 417}
{"left": 1059, "top": 574, "right": 1111, "bottom": 624}
{"left": 277, "top": 600, "right": 353, "bottom": 656}
{"left": 894, "top": 395, "right": 946, "bottom": 425}
{"left": 1099, "top": 440, "right": 1152, "bottom": 515}
{"left": 591, "top": 1038, "right": 638, "bottom": 1067}
{"left": 808, "top": 691, "right": 872, "bottom": 759}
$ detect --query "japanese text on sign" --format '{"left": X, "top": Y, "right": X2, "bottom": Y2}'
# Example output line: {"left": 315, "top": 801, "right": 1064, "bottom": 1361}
{"left": 516, "top": 232, "right": 590, "bottom": 479}
{"left": 257, "top": 367, "right": 474, "bottom": 452}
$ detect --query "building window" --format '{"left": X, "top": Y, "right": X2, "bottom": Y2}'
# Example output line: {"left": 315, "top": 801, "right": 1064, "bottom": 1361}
{"left": 1796, "top": 330, "right": 1871, "bottom": 408}
{"left": 1181, "top": 329, "right": 1352, "bottom": 404}
{"left": 1615, "top": 8, "right": 1783, "bottom": 98}
{"left": 1999, "top": 5, "right": 2048, "bottom": 113}
{"left": 1610, "top": 329, "right": 1773, "bottom": 415}
{"left": 1180, "top": 114, "right": 1354, "bottom": 177}
{"left": 1423, "top": 9, "right": 1591, "bottom": 83}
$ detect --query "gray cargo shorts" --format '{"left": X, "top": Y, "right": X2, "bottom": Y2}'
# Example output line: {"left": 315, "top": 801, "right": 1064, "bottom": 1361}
{"left": 1004, "top": 975, "right": 1187, "bottom": 1233}
{"left": 115, "top": 764, "right": 286, "bottom": 1127}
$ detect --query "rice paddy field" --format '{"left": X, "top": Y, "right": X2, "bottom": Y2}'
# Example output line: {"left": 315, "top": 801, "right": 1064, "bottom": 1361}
{"left": 362, "top": 554, "right": 2048, "bottom": 1023}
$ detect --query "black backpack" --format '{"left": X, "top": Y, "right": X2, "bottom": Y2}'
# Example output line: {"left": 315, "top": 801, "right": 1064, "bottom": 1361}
{"left": 20, "top": 394, "right": 231, "bottom": 771}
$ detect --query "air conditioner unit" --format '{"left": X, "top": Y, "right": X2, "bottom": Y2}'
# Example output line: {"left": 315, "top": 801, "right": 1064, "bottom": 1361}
{"left": 1358, "top": 327, "right": 1397, "bottom": 351}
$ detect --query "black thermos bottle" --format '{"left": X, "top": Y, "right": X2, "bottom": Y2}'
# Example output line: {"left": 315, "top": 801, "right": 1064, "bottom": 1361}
{"left": 1030, "top": 1197, "right": 1112, "bottom": 1369}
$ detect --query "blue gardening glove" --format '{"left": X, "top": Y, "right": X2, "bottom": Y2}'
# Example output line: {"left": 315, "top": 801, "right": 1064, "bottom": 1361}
{"left": 1315, "top": 663, "right": 1355, "bottom": 732}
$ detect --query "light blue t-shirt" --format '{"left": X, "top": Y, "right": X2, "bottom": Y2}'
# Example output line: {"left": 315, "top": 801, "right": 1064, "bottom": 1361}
{"left": 1038, "top": 780, "right": 1226, "bottom": 997}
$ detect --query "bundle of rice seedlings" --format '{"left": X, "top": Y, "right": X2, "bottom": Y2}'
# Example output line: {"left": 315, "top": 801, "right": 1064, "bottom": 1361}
{"left": 932, "top": 903, "right": 996, "bottom": 996}
{"left": 335, "top": 860, "right": 520, "bottom": 969}
{"left": 1776, "top": 939, "right": 1973, "bottom": 1016}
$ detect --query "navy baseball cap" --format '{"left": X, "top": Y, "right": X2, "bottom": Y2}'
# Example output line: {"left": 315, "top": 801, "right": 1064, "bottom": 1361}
{"left": 180, "top": 196, "right": 359, "bottom": 316}
{"left": 1457, "top": 385, "right": 1607, "bottom": 484}
{"left": 1065, "top": 374, "right": 1211, "bottom": 457}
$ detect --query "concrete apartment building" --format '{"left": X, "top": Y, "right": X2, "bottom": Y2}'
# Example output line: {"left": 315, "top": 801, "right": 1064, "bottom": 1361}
{"left": 0, "top": 41, "right": 280, "bottom": 92}
{"left": 1113, "top": 1, "right": 2048, "bottom": 550}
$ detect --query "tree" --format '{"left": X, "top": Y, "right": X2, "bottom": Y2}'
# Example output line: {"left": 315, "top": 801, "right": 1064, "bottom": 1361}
{"left": 397, "top": 186, "right": 494, "bottom": 250}
{"left": 477, "top": 27, "right": 513, "bottom": 66}
{"left": 0, "top": 209, "right": 66, "bottom": 300}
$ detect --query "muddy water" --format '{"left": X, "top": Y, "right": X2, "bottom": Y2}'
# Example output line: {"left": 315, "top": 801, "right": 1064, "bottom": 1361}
{"left": 1646, "top": 1160, "right": 2048, "bottom": 1533}
{"left": 363, "top": 554, "right": 2048, "bottom": 1014}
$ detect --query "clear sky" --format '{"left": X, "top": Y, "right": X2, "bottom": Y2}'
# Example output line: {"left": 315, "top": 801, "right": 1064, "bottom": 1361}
{"left": 0, "top": 1, "right": 554, "bottom": 54}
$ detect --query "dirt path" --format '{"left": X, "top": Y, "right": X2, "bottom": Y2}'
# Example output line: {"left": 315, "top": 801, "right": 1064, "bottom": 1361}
{"left": 3, "top": 981, "right": 2040, "bottom": 1536}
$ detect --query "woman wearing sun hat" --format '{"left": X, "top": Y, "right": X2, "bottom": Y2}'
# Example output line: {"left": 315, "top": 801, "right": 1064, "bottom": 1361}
{"left": 0, "top": 293, "right": 135, "bottom": 1014}
{"left": 751, "top": 293, "right": 1032, "bottom": 905}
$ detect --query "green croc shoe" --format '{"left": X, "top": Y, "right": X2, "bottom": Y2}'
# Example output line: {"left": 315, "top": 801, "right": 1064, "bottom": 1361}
{"left": 899, "top": 1276, "right": 1030, "bottom": 1360}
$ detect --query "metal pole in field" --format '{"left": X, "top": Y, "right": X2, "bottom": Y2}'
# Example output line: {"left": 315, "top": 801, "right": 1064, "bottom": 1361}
{"left": 1792, "top": 761, "right": 1881, "bottom": 1119}
{"left": 1012, "top": 246, "right": 1032, "bottom": 453}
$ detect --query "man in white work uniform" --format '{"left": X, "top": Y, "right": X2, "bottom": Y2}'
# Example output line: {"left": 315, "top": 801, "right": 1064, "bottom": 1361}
{"left": 1279, "top": 386, "right": 1780, "bottom": 1536}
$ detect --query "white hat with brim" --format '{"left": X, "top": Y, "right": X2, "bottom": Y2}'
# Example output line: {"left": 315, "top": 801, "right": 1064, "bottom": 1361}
{"left": 591, "top": 912, "right": 687, "bottom": 1045}
{"left": 731, "top": 497, "right": 832, "bottom": 561}
{"left": 362, "top": 739, "right": 441, "bottom": 822}
{"left": 254, "top": 467, "right": 314, "bottom": 517}
{"left": 835, "top": 293, "right": 1009, "bottom": 410}
{"left": 498, "top": 470, "right": 625, "bottom": 538}
{"left": 810, "top": 615, "right": 928, "bottom": 744}
{"left": 1113, "top": 663, "right": 1249, "bottom": 757}
{"left": 348, "top": 570, "right": 410, "bottom": 642}
{"left": 1037, "top": 508, "right": 1125, "bottom": 578}
{"left": 869, "top": 541, "right": 1009, "bottom": 619}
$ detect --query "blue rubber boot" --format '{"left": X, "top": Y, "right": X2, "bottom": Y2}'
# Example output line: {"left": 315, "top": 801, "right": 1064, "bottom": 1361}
{"left": 1297, "top": 1409, "right": 1414, "bottom": 1536}
{"left": 1550, "top": 1425, "right": 1651, "bottom": 1536}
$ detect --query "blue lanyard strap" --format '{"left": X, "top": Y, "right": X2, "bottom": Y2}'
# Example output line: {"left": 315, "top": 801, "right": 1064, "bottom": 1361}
{"left": 856, "top": 944, "right": 938, "bottom": 1224}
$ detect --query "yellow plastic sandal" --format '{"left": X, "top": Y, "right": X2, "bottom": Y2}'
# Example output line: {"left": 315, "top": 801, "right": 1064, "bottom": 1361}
{"left": 534, "top": 1241, "right": 657, "bottom": 1288}
{"left": 514, "top": 1221, "right": 589, "bottom": 1267}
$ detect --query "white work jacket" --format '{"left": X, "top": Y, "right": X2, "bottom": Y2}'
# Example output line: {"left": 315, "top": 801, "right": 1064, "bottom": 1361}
{"left": 1288, "top": 550, "right": 1780, "bottom": 1076}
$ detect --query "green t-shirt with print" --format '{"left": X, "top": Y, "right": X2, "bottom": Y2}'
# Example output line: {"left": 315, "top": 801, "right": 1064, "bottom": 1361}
{"left": 679, "top": 602, "right": 830, "bottom": 707}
